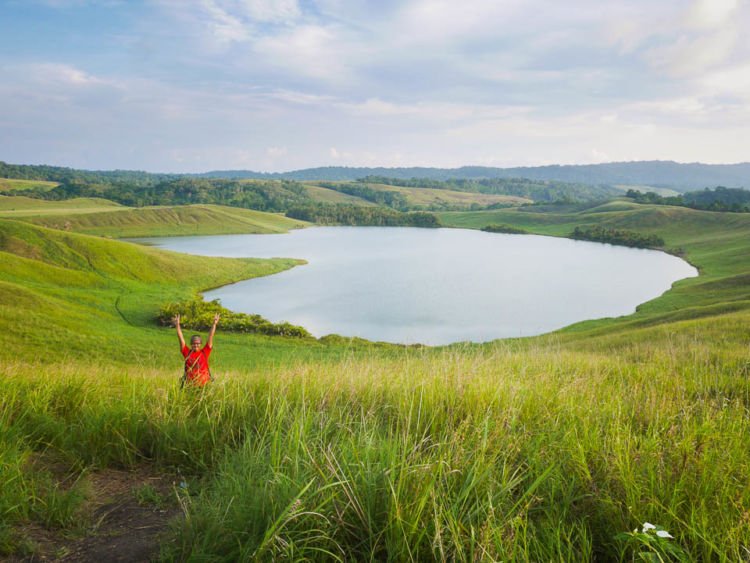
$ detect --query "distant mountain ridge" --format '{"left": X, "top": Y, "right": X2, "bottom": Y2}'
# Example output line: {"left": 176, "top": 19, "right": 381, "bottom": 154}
{"left": 198, "top": 161, "right": 750, "bottom": 191}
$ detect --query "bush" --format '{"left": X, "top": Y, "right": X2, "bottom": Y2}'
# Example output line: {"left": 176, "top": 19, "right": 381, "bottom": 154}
{"left": 158, "top": 299, "right": 312, "bottom": 338}
{"left": 481, "top": 224, "right": 529, "bottom": 234}
{"left": 570, "top": 226, "right": 664, "bottom": 249}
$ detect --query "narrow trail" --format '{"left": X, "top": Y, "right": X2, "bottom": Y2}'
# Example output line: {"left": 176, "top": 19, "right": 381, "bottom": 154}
{"left": 114, "top": 293, "right": 134, "bottom": 326}
{"left": 14, "top": 466, "right": 183, "bottom": 562}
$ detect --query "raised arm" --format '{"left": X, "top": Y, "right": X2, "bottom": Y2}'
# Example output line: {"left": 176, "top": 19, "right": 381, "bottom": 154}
{"left": 207, "top": 313, "right": 220, "bottom": 348}
{"left": 174, "top": 314, "right": 186, "bottom": 350}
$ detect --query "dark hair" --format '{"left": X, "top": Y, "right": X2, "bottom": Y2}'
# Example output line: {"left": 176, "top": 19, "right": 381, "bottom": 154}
{"left": 190, "top": 335, "right": 202, "bottom": 343}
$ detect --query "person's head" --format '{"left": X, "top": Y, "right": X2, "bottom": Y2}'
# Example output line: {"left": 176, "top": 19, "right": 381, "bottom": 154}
{"left": 190, "top": 335, "right": 202, "bottom": 350}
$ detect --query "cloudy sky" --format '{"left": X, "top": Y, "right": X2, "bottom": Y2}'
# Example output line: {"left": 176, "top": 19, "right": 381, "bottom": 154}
{"left": 1, "top": 0, "right": 749, "bottom": 172}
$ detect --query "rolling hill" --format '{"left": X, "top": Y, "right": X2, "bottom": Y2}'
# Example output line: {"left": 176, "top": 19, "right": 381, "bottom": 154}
{"left": 200, "top": 161, "right": 750, "bottom": 190}
{"left": 0, "top": 199, "right": 307, "bottom": 237}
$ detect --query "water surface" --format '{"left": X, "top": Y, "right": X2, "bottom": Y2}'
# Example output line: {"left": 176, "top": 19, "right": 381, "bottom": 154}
{"left": 135, "top": 227, "right": 697, "bottom": 345}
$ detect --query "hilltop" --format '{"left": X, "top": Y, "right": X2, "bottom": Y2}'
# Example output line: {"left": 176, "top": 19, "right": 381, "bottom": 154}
{"left": 4, "top": 159, "right": 750, "bottom": 193}
{"left": 198, "top": 160, "right": 750, "bottom": 191}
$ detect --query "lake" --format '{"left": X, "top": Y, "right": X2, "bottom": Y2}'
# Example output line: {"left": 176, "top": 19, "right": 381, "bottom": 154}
{"left": 135, "top": 227, "right": 698, "bottom": 345}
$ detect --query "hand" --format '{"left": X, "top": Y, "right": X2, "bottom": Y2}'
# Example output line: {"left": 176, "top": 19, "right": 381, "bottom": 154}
{"left": 173, "top": 313, "right": 181, "bottom": 326}
{"left": 213, "top": 313, "right": 220, "bottom": 326}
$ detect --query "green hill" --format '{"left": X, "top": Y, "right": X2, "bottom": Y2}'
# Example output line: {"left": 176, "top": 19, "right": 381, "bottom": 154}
{"left": 0, "top": 178, "right": 59, "bottom": 192}
{"left": 3, "top": 200, "right": 307, "bottom": 237}
{"left": 0, "top": 219, "right": 312, "bottom": 362}
{"left": 0, "top": 195, "right": 124, "bottom": 215}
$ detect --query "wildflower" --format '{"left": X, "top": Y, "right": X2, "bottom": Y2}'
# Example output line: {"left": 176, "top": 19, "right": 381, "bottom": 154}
{"left": 642, "top": 522, "right": 656, "bottom": 532}
{"left": 656, "top": 530, "right": 673, "bottom": 539}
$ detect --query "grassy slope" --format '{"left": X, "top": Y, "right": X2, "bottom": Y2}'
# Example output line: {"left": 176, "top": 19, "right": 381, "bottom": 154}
{"left": 0, "top": 195, "right": 124, "bottom": 216}
{"left": 0, "top": 219, "right": 342, "bottom": 368}
{"left": 301, "top": 183, "right": 378, "bottom": 205}
{"left": 0, "top": 178, "right": 59, "bottom": 192}
{"left": 2, "top": 203, "right": 750, "bottom": 559}
{"left": 363, "top": 182, "right": 532, "bottom": 207}
{"left": 6, "top": 201, "right": 307, "bottom": 237}
{"left": 309, "top": 181, "right": 531, "bottom": 208}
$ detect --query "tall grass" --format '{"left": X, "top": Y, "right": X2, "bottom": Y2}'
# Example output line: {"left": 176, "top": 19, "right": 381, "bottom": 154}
{"left": 3, "top": 332, "right": 749, "bottom": 560}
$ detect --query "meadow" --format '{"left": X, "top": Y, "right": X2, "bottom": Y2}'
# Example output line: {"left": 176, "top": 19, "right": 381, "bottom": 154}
{"left": 0, "top": 178, "right": 59, "bottom": 193}
{"left": 1, "top": 198, "right": 750, "bottom": 560}
{"left": 0, "top": 198, "right": 307, "bottom": 237}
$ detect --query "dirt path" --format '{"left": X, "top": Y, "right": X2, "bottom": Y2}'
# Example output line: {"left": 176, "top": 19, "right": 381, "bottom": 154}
{"left": 13, "top": 466, "right": 183, "bottom": 562}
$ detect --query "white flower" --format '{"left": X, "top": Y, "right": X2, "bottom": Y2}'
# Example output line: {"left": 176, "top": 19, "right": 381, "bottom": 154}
{"left": 656, "top": 530, "right": 673, "bottom": 539}
{"left": 642, "top": 522, "right": 656, "bottom": 532}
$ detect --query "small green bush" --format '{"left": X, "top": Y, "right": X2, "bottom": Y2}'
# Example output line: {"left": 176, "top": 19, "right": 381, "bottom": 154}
{"left": 158, "top": 298, "right": 312, "bottom": 338}
{"left": 570, "top": 225, "right": 664, "bottom": 249}
{"left": 481, "top": 224, "right": 529, "bottom": 234}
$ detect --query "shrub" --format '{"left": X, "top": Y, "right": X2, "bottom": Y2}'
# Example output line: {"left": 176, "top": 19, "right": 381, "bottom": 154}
{"left": 570, "top": 226, "right": 664, "bottom": 249}
{"left": 158, "top": 298, "right": 312, "bottom": 338}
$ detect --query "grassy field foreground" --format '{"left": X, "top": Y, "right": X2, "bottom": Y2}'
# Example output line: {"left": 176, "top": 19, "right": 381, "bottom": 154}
{"left": 3, "top": 322, "right": 750, "bottom": 560}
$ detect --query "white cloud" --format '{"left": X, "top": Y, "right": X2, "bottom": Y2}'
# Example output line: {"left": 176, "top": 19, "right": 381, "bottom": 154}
{"left": 28, "top": 63, "right": 111, "bottom": 87}
{"left": 701, "top": 63, "right": 750, "bottom": 97}
{"left": 236, "top": 0, "right": 301, "bottom": 23}
{"left": 646, "top": 27, "right": 739, "bottom": 76}
{"left": 200, "top": 0, "right": 251, "bottom": 45}
{"left": 254, "top": 24, "right": 351, "bottom": 80}
{"left": 266, "top": 146, "right": 288, "bottom": 157}
{"left": 685, "top": 0, "right": 739, "bottom": 29}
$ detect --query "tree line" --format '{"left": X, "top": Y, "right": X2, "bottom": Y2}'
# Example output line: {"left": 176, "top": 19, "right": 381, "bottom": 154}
{"left": 318, "top": 182, "right": 409, "bottom": 210}
{"left": 626, "top": 187, "right": 750, "bottom": 212}
{"left": 357, "top": 176, "right": 619, "bottom": 202}
{"left": 570, "top": 226, "right": 665, "bottom": 249}
{"left": 286, "top": 204, "right": 440, "bottom": 227}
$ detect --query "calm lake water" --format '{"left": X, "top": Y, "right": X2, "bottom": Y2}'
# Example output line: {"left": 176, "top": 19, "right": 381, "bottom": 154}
{"left": 135, "top": 227, "right": 698, "bottom": 345}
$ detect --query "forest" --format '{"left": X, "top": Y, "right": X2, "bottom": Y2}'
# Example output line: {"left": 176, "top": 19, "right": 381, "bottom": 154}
{"left": 570, "top": 225, "right": 665, "bottom": 249}
{"left": 626, "top": 187, "right": 750, "bottom": 212}
{"left": 357, "top": 175, "right": 620, "bottom": 202}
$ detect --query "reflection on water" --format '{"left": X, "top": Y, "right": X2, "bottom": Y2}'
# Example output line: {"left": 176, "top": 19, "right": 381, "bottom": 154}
{"left": 134, "top": 227, "right": 697, "bottom": 345}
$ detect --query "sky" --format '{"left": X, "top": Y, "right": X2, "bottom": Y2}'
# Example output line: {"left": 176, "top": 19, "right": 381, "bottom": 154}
{"left": 1, "top": 0, "right": 749, "bottom": 173}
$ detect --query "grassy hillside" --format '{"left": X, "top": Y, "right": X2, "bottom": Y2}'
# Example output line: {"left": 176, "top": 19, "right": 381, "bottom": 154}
{"left": 2, "top": 204, "right": 750, "bottom": 560}
{"left": 0, "top": 195, "right": 123, "bottom": 216}
{"left": 301, "top": 183, "right": 378, "bottom": 205}
{"left": 0, "top": 219, "right": 326, "bottom": 365}
{"left": 5, "top": 201, "right": 307, "bottom": 237}
{"left": 0, "top": 178, "right": 59, "bottom": 192}
{"left": 309, "top": 181, "right": 531, "bottom": 209}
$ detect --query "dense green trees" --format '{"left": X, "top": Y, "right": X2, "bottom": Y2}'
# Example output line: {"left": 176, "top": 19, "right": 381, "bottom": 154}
{"left": 626, "top": 187, "right": 750, "bottom": 212}
{"left": 570, "top": 226, "right": 664, "bottom": 249}
{"left": 16, "top": 177, "right": 311, "bottom": 211}
{"left": 358, "top": 176, "right": 618, "bottom": 202}
{"left": 159, "top": 299, "right": 311, "bottom": 338}
{"left": 481, "top": 224, "right": 529, "bottom": 234}
{"left": 318, "top": 182, "right": 409, "bottom": 209}
{"left": 286, "top": 204, "right": 439, "bottom": 227}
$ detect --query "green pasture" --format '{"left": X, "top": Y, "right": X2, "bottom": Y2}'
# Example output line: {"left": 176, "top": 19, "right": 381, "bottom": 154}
{"left": 1, "top": 199, "right": 750, "bottom": 560}
{"left": 0, "top": 178, "right": 59, "bottom": 192}
{"left": 0, "top": 195, "right": 123, "bottom": 216}
{"left": 365, "top": 182, "right": 531, "bottom": 208}
{"left": 310, "top": 181, "right": 531, "bottom": 209}
{"left": 4, "top": 199, "right": 307, "bottom": 237}
{"left": 301, "top": 183, "right": 378, "bottom": 205}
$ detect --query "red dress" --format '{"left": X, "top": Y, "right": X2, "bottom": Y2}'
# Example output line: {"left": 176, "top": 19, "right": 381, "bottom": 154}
{"left": 181, "top": 344, "right": 212, "bottom": 386}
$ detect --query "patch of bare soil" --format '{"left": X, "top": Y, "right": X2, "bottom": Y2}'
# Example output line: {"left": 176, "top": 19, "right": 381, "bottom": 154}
{"left": 12, "top": 466, "right": 183, "bottom": 563}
